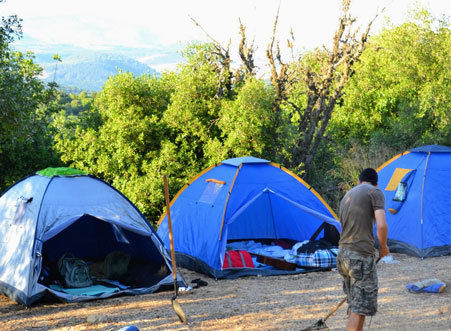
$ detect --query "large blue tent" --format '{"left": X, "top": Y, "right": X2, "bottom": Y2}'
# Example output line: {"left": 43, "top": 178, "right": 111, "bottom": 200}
{"left": 376, "top": 145, "right": 451, "bottom": 258}
{"left": 157, "top": 157, "right": 341, "bottom": 279}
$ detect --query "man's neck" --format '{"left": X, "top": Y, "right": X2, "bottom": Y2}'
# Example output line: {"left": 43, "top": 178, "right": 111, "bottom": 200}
{"left": 359, "top": 181, "right": 377, "bottom": 187}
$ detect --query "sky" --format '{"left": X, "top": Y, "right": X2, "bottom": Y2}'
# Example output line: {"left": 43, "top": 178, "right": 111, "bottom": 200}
{"left": 2, "top": 0, "right": 450, "bottom": 71}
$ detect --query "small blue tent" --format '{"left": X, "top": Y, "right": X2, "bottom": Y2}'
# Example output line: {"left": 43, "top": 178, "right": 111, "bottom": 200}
{"left": 0, "top": 168, "right": 183, "bottom": 306}
{"left": 376, "top": 145, "right": 451, "bottom": 258}
{"left": 157, "top": 157, "right": 341, "bottom": 279}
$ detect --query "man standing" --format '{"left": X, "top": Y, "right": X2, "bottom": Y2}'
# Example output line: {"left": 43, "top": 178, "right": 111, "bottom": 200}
{"left": 337, "top": 168, "right": 389, "bottom": 331}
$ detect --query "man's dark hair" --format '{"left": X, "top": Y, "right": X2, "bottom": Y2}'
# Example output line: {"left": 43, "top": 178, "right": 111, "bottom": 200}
{"left": 359, "top": 168, "right": 378, "bottom": 186}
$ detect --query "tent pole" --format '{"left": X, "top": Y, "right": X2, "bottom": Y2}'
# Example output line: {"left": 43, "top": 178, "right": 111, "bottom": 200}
{"left": 420, "top": 152, "right": 431, "bottom": 259}
{"left": 219, "top": 164, "right": 242, "bottom": 240}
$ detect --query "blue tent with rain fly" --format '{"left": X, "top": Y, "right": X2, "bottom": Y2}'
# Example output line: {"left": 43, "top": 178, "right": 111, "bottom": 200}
{"left": 157, "top": 157, "right": 341, "bottom": 279}
{"left": 376, "top": 145, "right": 451, "bottom": 258}
{"left": 0, "top": 168, "right": 183, "bottom": 306}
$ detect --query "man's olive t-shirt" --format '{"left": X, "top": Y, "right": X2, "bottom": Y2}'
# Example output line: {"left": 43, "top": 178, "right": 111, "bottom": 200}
{"left": 339, "top": 183, "right": 385, "bottom": 256}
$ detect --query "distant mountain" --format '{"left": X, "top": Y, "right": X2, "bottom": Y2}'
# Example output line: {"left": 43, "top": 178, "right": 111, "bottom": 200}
{"left": 12, "top": 35, "right": 185, "bottom": 92}
{"left": 40, "top": 52, "right": 157, "bottom": 92}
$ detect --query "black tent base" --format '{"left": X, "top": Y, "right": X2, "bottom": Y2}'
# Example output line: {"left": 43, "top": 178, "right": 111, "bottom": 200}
{"left": 386, "top": 239, "right": 451, "bottom": 258}
{"left": 175, "top": 252, "right": 332, "bottom": 280}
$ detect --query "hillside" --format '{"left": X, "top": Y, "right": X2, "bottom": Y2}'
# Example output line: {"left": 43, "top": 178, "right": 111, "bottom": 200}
{"left": 11, "top": 34, "right": 184, "bottom": 92}
{"left": 39, "top": 52, "right": 158, "bottom": 92}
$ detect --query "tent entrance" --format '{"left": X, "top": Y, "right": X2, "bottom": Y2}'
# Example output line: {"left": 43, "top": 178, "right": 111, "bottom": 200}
{"left": 220, "top": 190, "right": 340, "bottom": 277}
{"left": 226, "top": 189, "right": 339, "bottom": 244}
{"left": 40, "top": 215, "right": 170, "bottom": 295}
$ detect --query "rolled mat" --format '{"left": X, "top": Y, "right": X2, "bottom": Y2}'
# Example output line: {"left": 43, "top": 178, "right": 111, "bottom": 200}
{"left": 406, "top": 278, "right": 446, "bottom": 293}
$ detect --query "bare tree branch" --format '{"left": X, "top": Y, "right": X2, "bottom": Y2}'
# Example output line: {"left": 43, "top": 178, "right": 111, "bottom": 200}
{"left": 266, "top": 3, "right": 290, "bottom": 107}
{"left": 189, "top": 16, "right": 228, "bottom": 54}
{"left": 286, "top": 0, "right": 384, "bottom": 175}
{"left": 189, "top": 16, "right": 232, "bottom": 98}
{"left": 238, "top": 18, "right": 256, "bottom": 77}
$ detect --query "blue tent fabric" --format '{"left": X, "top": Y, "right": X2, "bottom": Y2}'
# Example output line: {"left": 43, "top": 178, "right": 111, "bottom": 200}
{"left": 0, "top": 170, "right": 183, "bottom": 306}
{"left": 377, "top": 145, "right": 451, "bottom": 258}
{"left": 157, "top": 157, "right": 340, "bottom": 279}
{"left": 409, "top": 145, "right": 451, "bottom": 153}
{"left": 222, "top": 156, "right": 271, "bottom": 166}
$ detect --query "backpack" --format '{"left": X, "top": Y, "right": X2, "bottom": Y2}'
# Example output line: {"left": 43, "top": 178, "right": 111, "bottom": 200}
{"left": 57, "top": 254, "right": 93, "bottom": 288}
{"left": 103, "top": 251, "right": 131, "bottom": 280}
{"left": 296, "top": 239, "right": 336, "bottom": 255}
{"left": 291, "top": 239, "right": 338, "bottom": 269}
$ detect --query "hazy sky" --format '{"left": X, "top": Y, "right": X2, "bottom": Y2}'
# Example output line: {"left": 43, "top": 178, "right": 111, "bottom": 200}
{"left": 2, "top": 0, "right": 449, "bottom": 70}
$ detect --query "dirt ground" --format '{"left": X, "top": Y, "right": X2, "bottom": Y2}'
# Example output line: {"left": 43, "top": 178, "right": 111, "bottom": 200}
{"left": 1, "top": 253, "right": 450, "bottom": 331}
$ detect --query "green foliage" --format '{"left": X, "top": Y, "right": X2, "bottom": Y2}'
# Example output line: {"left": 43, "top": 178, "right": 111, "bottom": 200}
{"left": 308, "top": 8, "right": 450, "bottom": 211}
{"left": 164, "top": 43, "right": 223, "bottom": 142}
{"left": 53, "top": 71, "right": 174, "bottom": 222}
{"left": 56, "top": 90, "right": 96, "bottom": 116}
{"left": 52, "top": 42, "right": 279, "bottom": 223}
{"left": 161, "top": 43, "right": 228, "bottom": 172}
{"left": 218, "top": 78, "right": 276, "bottom": 158}
{"left": 4, "top": 4, "right": 449, "bottom": 226}
{"left": 0, "top": 9, "right": 61, "bottom": 191}
{"left": 330, "top": 9, "right": 450, "bottom": 149}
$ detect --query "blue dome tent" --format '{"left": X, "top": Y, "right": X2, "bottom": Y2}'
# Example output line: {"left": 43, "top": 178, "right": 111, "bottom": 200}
{"left": 376, "top": 145, "right": 451, "bottom": 258}
{"left": 0, "top": 168, "right": 184, "bottom": 306}
{"left": 157, "top": 157, "right": 341, "bottom": 279}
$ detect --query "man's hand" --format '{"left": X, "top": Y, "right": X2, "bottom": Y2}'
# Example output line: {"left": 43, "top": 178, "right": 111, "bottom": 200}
{"left": 379, "top": 243, "right": 390, "bottom": 259}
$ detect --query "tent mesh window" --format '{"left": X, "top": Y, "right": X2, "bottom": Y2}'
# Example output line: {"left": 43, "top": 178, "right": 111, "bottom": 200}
{"left": 393, "top": 182, "right": 408, "bottom": 202}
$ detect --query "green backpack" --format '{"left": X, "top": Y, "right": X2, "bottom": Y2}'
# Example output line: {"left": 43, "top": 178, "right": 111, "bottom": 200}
{"left": 57, "top": 254, "right": 93, "bottom": 288}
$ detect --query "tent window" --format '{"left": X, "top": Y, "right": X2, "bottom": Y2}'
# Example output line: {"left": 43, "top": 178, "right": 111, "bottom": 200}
{"left": 385, "top": 168, "right": 413, "bottom": 191}
{"left": 199, "top": 180, "right": 224, "bottom": 204}
{"left": 393, "top": 182, "right": 407, "bottom": 202}
{"left": 387, "top": 169, "right": 416, "bottom": 214}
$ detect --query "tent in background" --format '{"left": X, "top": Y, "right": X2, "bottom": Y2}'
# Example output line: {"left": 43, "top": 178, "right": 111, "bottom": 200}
{"left": 376, "top": 145, "right": 451, "bottom": 258}
{"left": 157, "top": 156, "right": 341, "bottom": 279}
{"left": 0, "top": 167, "right": 184, "bottom": 306}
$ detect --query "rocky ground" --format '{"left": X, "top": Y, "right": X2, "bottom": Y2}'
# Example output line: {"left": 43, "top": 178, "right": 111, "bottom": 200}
{"left": 1, "top": 253, "right": 450, "bottom": 331}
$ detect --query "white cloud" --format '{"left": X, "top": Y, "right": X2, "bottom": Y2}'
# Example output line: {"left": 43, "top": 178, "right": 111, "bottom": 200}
{"left": 150, "top": 62, "right": 181, "bottom": 73}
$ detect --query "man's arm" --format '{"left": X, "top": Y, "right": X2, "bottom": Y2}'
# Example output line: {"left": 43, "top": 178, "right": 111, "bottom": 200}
{"left": 375, "top": 209, "right": 390, "bottom": 258}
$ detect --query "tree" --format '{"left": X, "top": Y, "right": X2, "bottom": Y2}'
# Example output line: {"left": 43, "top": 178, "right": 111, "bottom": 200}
{"left": 160, "top": 42, "right": 228, "bottom": 170}
{"left": 51, "top": 1, "right": 450, "bottom": 224}
{"left": 267, "top": 0, "right": 382, "bottom": 176}
{"left": 0, "top": 3, "right": 60, "bottom": 190}
{"left": 52, "top": 53, "right": 62, "bottom": 82}
{"left": 307, "top": 7, "right": 450, "bottom": 210}
{"left": 218, "top": 78, "right": 276, "bottom": 158}
{"left": 237, "top": 19, "right": 257, "bottom": 80}
{"left": 53, "top": 71, "right": 174, "bottom": 221}
{"left": 330, "top": 8, "right": 450, "bottom": 149}
{"left": 56, "top": 90, "right": 96, "bottom": 116}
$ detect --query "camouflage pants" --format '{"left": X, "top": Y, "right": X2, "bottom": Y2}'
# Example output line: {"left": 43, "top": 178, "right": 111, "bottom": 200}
{"left": 337, "top": 247, "right": 378, "bottom": 316}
